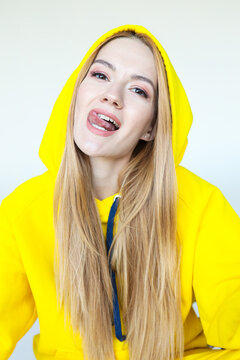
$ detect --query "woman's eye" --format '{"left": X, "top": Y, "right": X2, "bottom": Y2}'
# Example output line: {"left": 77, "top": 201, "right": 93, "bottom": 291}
{"left": 90, "top": 71, "right": 108, "bottom": 80}
{"left": 132, "top": 87, "right": 148, "bottom": 98}
{"left": 90, "top": 71, "right": 148, "bottom": 99}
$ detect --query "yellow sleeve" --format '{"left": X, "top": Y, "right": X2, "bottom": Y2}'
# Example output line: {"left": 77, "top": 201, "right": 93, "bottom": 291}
{"left": 193, "top": 186, "right": 240, "bottom": 349}
{"left": 0, "top": 200, "right": 37, "bottom": 359}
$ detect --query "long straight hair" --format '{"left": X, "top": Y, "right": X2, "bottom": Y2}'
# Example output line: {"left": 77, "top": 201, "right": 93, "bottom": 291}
{"left": 53, "top": 30, "right": 184, "bottom": 360}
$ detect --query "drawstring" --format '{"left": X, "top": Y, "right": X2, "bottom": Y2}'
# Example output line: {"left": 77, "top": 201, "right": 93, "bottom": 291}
{"left": 106, "top": 194, "right": 126, "bottom": 342}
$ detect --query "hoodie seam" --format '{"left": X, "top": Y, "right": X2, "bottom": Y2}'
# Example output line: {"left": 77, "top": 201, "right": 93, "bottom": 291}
{"left": 177, "top": 186, "right": 216, "bottom": 219}
{"left": 191, "top": 186, "right": 217, "bottom": 261}
{"left": 177, "top": 194, "right": 200, "bottom": 217}
{"left": 191, "top": 186, "right": 218, "bottom": 324}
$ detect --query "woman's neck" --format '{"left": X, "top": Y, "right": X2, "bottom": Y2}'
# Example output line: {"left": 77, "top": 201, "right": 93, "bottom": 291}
{"left": 90, "top": 157, "right": 125, "bottom": 201}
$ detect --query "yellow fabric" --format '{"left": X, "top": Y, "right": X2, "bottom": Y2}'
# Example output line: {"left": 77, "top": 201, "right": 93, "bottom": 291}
{"left": 0, "top": 24, "right": 240, "bottom": 360}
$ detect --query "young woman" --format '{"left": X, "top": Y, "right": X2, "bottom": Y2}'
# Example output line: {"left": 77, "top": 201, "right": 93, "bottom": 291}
{"left": 0, "top": 24, "right": 240, "bottom": 360}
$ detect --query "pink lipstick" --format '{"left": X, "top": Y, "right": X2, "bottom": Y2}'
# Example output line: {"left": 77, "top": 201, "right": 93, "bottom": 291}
{"left": 87, "top": 110, "right": 119, "bottom": 137}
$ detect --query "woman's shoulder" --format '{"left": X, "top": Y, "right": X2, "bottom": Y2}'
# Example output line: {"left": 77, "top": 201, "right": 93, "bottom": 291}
{"left": 176, "top": 165, "right": 224, "bottom": 218}
{"left": 1, "top": 170, "right": 54, "bottom": 223}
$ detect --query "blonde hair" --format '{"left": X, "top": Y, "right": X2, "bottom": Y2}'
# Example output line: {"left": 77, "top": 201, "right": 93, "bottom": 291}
{"left": 53, "top": 30, "right": 184, "bottom": 360}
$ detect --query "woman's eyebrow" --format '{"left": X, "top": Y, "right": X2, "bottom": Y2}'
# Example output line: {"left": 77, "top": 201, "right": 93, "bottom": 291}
{"left": 92, "top": 59, "right": 155, "bottom": 91}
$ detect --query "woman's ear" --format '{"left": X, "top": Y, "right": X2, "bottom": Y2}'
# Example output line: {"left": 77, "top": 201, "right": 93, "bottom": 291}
{"left": 140, "top": 125, "right": 156, "bottom": 142}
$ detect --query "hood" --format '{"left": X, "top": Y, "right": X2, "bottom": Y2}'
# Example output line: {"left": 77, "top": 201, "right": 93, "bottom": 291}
{"left": 38, "top": 24, "right": 193, "bottom": 176}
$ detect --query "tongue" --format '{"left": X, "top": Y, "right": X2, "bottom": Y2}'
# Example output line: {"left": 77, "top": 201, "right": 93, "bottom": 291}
{"left": 89, "top": 112, "right": 116, "bottom": 131}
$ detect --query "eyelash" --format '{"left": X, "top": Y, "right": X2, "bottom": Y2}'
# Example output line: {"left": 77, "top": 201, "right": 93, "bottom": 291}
{"left": 90, "top": 71, "right": 149, "bottom": 99}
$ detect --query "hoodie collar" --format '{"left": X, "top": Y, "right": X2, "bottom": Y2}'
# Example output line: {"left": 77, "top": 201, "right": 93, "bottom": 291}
{"left": 95, "top": 192, "right": 119, "bottom": 223}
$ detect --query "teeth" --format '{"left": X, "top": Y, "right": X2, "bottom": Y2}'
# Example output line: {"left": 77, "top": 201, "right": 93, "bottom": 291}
{"left": 97, "top": 113, "right": 120, "bottom": 129}
{"left": 91, "top": 123, "right": 107, "bottom": 131}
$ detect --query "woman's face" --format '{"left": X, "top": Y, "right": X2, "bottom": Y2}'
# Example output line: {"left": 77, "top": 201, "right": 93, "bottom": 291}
{"left": 73, "top": 37, "right": 158, "bottom": 162}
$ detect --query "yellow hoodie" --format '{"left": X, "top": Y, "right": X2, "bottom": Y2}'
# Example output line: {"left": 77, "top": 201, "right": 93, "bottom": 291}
{"left": 1, "top": 24, "right": 240, "bottom": 360}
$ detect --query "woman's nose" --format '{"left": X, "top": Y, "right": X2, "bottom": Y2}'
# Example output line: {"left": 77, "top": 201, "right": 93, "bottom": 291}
{"left": 100, "top": 87, "right": 123, "bottom": 109}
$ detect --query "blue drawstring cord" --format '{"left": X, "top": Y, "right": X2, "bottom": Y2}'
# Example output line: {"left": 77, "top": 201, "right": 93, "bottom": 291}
{"left": 106, "top": 194, "right": 126, "bottom": 342}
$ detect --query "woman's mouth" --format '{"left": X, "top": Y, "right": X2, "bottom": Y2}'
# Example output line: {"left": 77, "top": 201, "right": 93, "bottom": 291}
{"left": 87, "top": 110, "right": 119, "bottom": 137}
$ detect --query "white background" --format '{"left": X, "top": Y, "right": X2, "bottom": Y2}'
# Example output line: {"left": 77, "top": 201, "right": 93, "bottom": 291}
{"left": 1, "top": 0, "right": 239, "bottom": 358}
